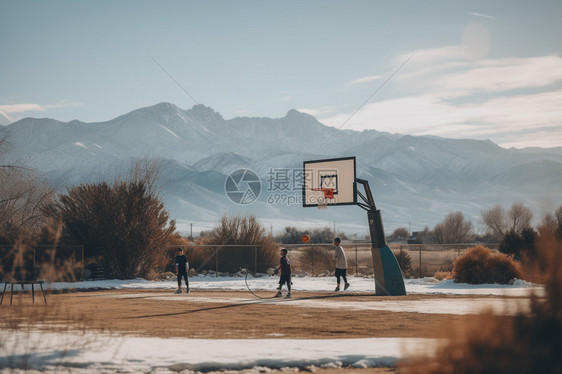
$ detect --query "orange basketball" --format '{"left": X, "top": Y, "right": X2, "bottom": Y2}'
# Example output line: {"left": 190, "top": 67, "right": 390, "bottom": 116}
{"left": 302, "top": 234, "right": 311, "bottom": 243}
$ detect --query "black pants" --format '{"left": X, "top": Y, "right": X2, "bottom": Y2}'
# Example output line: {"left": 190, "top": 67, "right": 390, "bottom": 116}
{"left": 178, "top": 272, "right": 189, "bottom": 289}
{"left": 335, "top": 268, "right": 347, "bottom": 284}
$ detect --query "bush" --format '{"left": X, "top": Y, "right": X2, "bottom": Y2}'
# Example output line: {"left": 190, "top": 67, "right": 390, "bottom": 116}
{"left": 452, "top": 245, "right": 521, "bottom": 284}
{"left": 399, "top": 235, "right": 562, "bottom": 374}
{"left": 500, "top": 228, "right": 538, "bottom": 262}
{"left": 299, "top": 246, "right": 333, "bottom": 274}
{"left": 47, "top": 160, "right": 177, "bottom": 279}
{"left": 195, "top": 214, "right": 278, "bottom": 273}
{"left": 394, "top": 250, "right": 412, "bottom": 277}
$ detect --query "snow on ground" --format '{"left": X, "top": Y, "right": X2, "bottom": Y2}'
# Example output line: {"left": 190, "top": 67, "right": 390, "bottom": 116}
{"left": 0, "top": 276, "right": 543, "bottom": 372}
{"left": 1, "top": 329, "right": 436, "bottom": 373}
{"left": 7, "top": 274, "right": 542, "bottom": 297}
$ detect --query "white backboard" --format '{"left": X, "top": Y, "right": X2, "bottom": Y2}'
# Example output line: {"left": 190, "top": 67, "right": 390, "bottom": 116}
{"left": 302, "top": 156, "right": 356, "bottom": 207}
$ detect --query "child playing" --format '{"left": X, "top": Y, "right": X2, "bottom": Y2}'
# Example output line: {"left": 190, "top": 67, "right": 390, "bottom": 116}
{"left": 275, "top": 248, "right": 291, "bottom": 298}
{"left": 175, "top": 248, "right": 189, "bottom": 294}
{"left": 333, "top": 237, "right": 350, "bottom": 291}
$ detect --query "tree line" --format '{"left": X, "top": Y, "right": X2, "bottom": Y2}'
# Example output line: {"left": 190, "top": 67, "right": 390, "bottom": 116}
{"left": 2, "top": 132, "right": 561, "bottom": 278}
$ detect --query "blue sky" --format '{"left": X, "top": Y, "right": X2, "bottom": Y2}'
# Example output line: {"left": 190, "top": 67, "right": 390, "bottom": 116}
{"left": 1, "top": 0, "right": 561, "bottom": 148}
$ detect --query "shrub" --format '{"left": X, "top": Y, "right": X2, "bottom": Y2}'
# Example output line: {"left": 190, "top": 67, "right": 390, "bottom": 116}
{"left": 195, "top": 214, "right": 278, "bottom": 273}
{"left": 394, "top": 250, "right": 412, "bottom": 277}
{"left": 452, "top": 245, "right": 521, "bottom": 284}
{"left": 500, "top": 228, "right": 538, "bottom": 262}
{"left": 398, "top": 235, "right": 562, "bottom": 374}
{"left": 47, "top": 160, "right": 177, "bottom": 279}
{"left": 299, "top": 246, "right": 333, "bottom": 274}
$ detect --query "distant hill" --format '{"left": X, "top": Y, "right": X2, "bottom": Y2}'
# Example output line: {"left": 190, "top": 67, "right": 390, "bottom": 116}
{"left": 2, "top": 102, "right": 561, "bottom": 235}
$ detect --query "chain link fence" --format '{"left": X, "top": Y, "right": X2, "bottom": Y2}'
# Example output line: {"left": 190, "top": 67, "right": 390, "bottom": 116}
{"left": 170, "top": 242, "right": 498, "bottom": 278}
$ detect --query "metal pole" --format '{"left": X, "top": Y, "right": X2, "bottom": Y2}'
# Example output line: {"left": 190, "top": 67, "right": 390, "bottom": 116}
{"left": 418, "top": 245, "right": 422, "bottom": 278}
{"left": 310, "top": 246, "right": 315, "bottom": 276}
{"left": 82, "top": 246, "right": 85, "bottom": 281}
{"left": 355, "top": 244, "right": 358, "bottom": 275}
{"left": 254, "top": 245, "right": 257, "bottom": 274}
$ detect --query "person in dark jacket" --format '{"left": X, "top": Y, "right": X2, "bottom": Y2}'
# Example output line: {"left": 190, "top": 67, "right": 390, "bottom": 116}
{"left": 275, "top": 248, "right": 291, "bottom": 298}
{"left": 175, "top": 248, "right": 189, "bottom": 294}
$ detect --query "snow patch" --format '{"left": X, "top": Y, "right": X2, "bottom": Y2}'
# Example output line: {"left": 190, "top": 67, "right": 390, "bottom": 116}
{"left": 73, "top": 141, "right": 88, "bottom": 150}
{"left": 158, "top": 124, "right": 181, "bottom": 139}
{"left": 0, "top": 330, "right": 435, "bottom": 373}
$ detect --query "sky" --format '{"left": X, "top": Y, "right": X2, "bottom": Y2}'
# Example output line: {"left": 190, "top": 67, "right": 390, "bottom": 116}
{"left": 0, "top": 0, "right": 561, "bottom": 149}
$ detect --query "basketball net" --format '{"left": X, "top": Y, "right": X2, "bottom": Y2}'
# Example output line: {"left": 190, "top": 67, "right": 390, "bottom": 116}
{"left": 313, "top": 188, "right": 334, "bottom": 210}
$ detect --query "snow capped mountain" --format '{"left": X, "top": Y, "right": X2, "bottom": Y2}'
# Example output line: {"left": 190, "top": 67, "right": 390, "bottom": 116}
{"left": 2, "top": 102, "right": 561, "bottom": 234}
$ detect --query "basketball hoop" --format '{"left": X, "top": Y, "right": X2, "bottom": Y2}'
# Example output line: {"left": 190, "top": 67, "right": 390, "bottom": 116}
{"left": 312, "top": 188, "right": 334, "bottom": 210}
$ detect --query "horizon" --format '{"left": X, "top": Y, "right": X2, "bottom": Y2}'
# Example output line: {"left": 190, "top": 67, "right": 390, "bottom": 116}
{"left": 3, "top": 101, "right": 562, "bottom": 152}
{"left": 1, "top": 1, "right": 561, "bottom": 149}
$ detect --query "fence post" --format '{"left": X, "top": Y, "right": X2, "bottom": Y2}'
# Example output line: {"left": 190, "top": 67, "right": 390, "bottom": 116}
{"left": 355, "top": 245, "right": 358, "bottom": 275}
{"left": 215, "top": 247, "right": 218, "bottom": 277}
{"left": 82, "top": 246, "right": 85, "bottom": 281}
{"left": 418, "top": 245, "right": 422, "bottom": 278}
{"left": 310, "top": 246, "right": 315, "bottom": 276}
{"left": 255, "top": 245, "right": 257, "bottom": 275}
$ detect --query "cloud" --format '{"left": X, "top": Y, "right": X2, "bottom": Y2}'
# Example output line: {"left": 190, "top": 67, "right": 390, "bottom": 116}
{"left": 0, "top": 103, "right": 46, "bottom": 113}
{"left": 436, "top": 55, "right": 562, "bottom": 97}
{"left": 319, "top": 89, "right": 562, "bottom": 148}
{"left": 0, "top": 101, "right": 85, "bottom": 122}
{"left": 469, "top": 12, "right": 495, "bottom": 20}
{"left": 349, "top": 75, "right": 383, "bottom": 85}
{"left": 0, "top": 101, "right": 85, "bottom": 114}
{"left": 315, "top": 47, "right": 562, "bottom": 148}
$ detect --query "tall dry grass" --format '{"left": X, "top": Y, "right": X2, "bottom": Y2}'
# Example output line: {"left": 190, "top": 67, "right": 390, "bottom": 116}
{"left": 193, "top": 215, "right": 279, "bottom": 273}
{"left": 1, "top": 242, "right": 109, "bottom": 370}
{"left": 298, "top": 246, "right": 333, "bottom": 275}
{"left": 398, "top": 234, "right": 562, "bottom": 374}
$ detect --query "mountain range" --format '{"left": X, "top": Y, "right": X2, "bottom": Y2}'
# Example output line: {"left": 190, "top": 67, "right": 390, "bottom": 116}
{"left": 2, "top": 102, "right": 562, "bottom": 236}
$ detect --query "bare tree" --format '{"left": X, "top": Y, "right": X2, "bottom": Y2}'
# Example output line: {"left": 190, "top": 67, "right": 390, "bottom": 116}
{"left": 538, "top": 213, "right": 558, "bottom": 234}
{"left": 0, "top": 133, "right": 55, "bottom": 241}
{"left": 391, "top": 227, "right": 410, "bottom": 240}
{"left": 434, "top": 211, "right": 474, "bottom": 244}
{"left": 538, "top": 205, "right": 562, "bottom": 237}
{"left": 481, "top": 202, "right": 534, "bottom": 241}
{"left": 555, "top": 206, "right": 562, "bottom": 236}
{"left": 481, "top": 205, "right": 506, "bottom": 241}
{"left": 508, "top": 202, "right": 533, "bottom": 233}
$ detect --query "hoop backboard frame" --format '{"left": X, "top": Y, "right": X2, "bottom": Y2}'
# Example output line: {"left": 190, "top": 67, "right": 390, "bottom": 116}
{"left": 302, "top": 156, "right": 357, "bottom": 208}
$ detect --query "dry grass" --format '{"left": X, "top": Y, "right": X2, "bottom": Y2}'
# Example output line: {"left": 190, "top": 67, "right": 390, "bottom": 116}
{"left": 434, "top": 271, "right": 452, "bottom": 280}
{"left": 1, "top": 243, "right": 109, "bottom": 370}
{"left": 398, "top": 235, "right": 562, "bottom": 373}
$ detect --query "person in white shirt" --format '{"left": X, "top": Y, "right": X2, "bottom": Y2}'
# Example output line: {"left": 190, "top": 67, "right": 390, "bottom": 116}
{"left": 333, "top": 237, "right": 350, "bottom": 291}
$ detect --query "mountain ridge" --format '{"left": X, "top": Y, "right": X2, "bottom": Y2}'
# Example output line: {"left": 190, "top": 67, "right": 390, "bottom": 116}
{"left": 2, "top": 102, "right": 561, "bottom": 234}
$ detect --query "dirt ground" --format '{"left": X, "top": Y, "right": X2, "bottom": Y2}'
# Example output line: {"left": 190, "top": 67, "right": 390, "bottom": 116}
{"left": 5, "top": 289, "right": 493, "bottom": 340}
{"left": 3, "top": 289, "right": 525, "bottom": 373}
